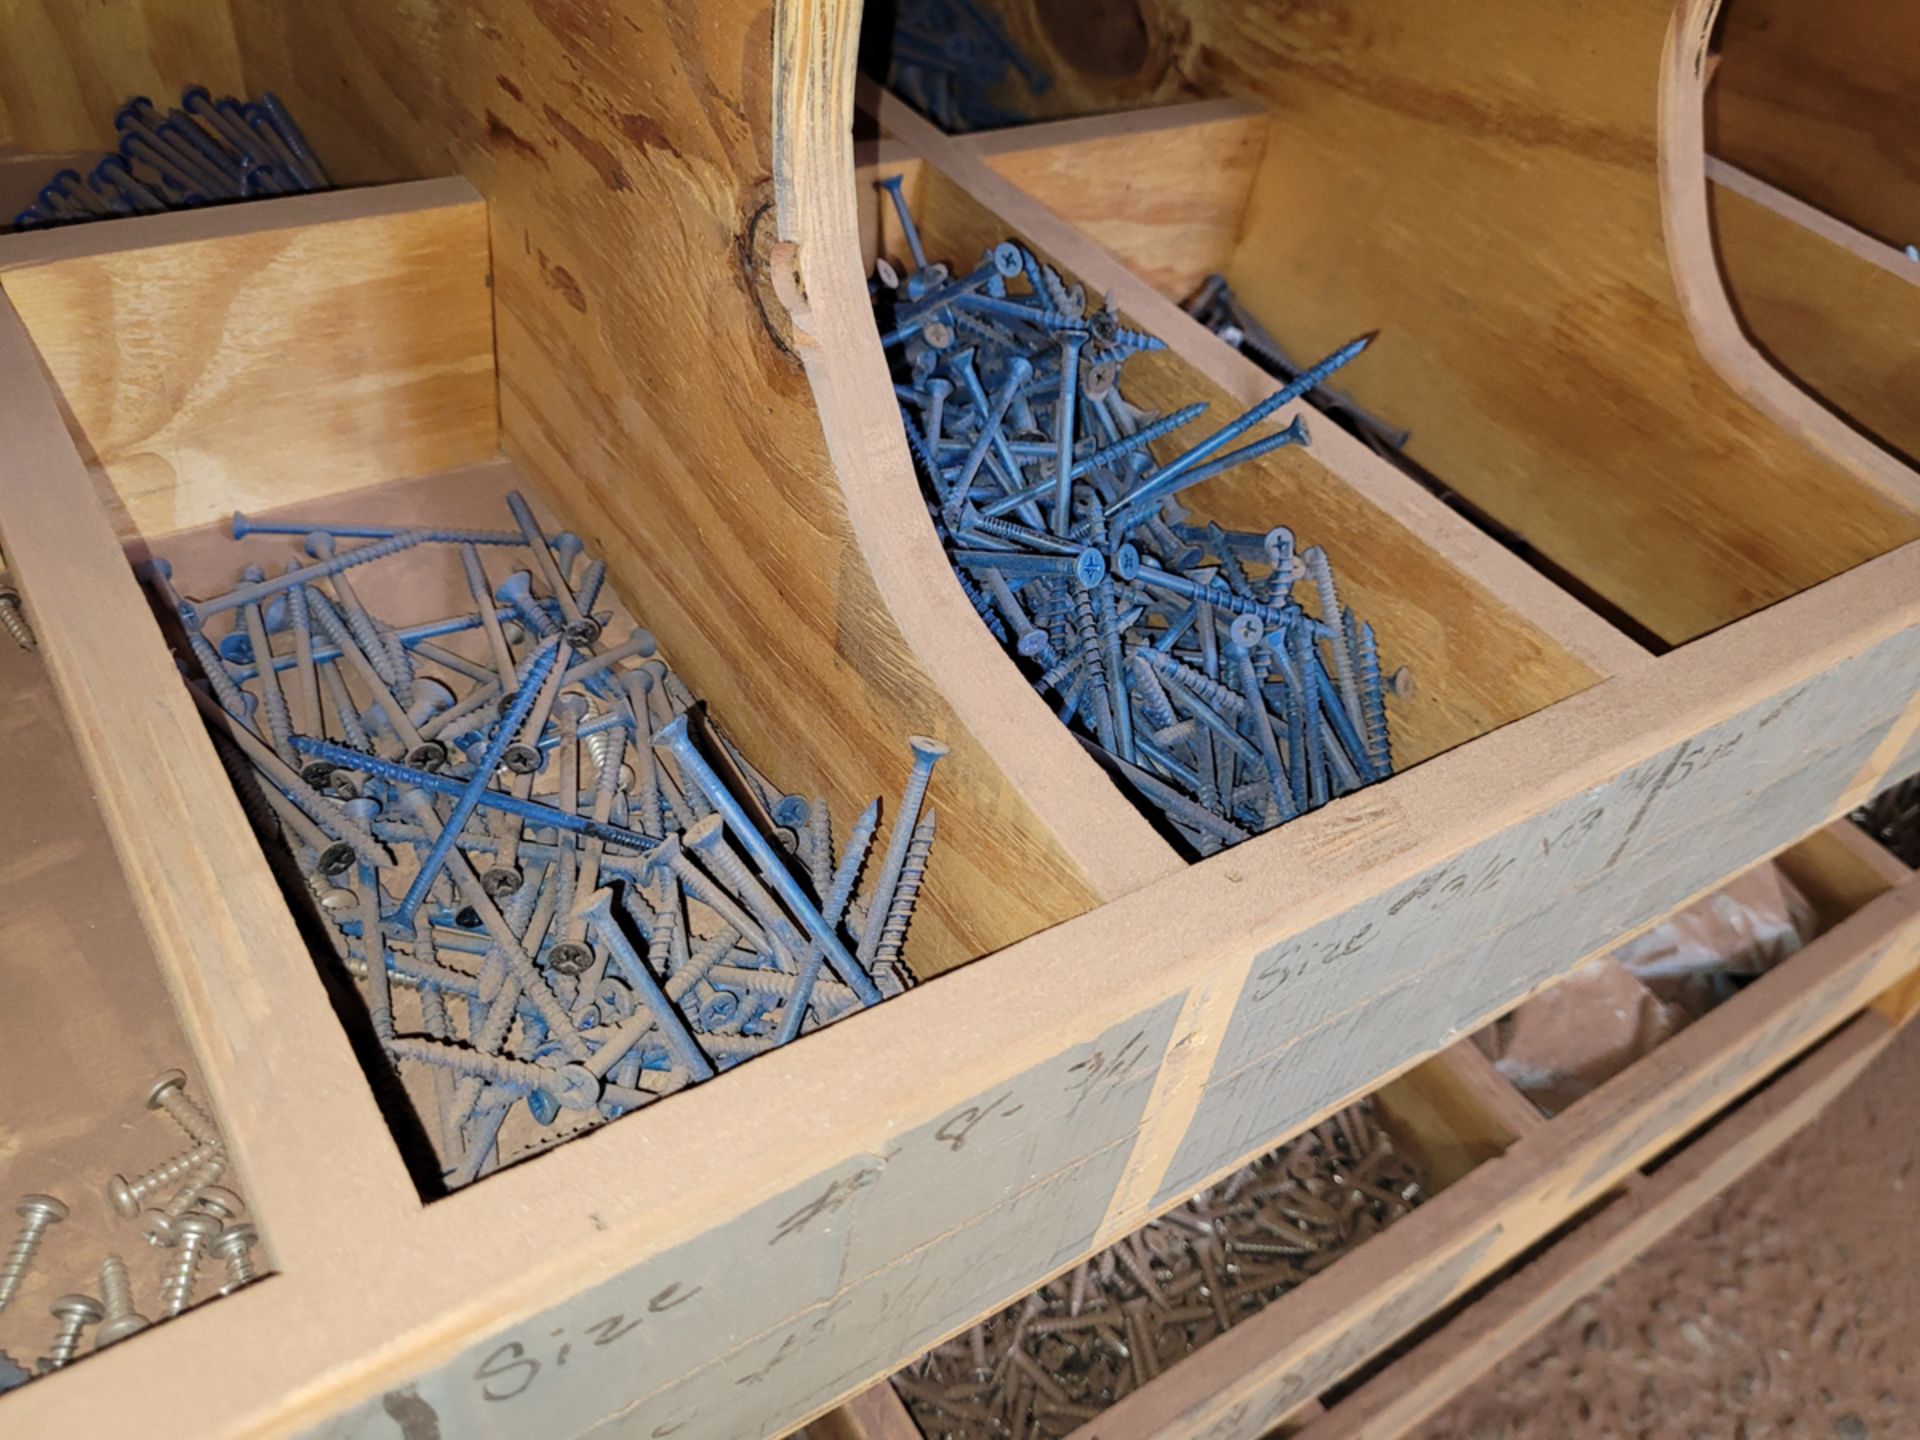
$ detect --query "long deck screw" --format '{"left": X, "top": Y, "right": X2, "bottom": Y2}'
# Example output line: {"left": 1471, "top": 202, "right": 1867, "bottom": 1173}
{"left": 0, "top": 1196, "right": 68, "bottom": 1313}
{"left": 94, "top": 1256, "right": 151, "bottom": 1349}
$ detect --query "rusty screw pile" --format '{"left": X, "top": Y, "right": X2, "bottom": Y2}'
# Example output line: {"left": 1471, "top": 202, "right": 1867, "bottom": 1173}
{"left": 892, "top": 1102, "right": 1424, "bottom": 1438}
{"left": 0, "top": 1070, "right": 256, "bottom": 1387}
{"left": 151, "top": 493, "right": 942, "bottom": 1186}
{"left": 876, "top": 187, "right": 1402, "bottom": 856}
{"left": 13, "top": 86, "right": 326, "bottom": 232}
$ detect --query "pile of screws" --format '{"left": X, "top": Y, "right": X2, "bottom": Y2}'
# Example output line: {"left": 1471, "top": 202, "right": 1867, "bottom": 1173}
{"left": 874, "top": 182, "right": 1401, "bottom": 856}
{"left": 892, "top": 1102, "right": 1424, "bottom": 1437}
{"left": 0, "top": 1070, "right": 262, "bottom": 1391}
{"left": 883, "top": 0, "right": 1050, "bottom": 133}
{"left": 149, "top": 492, "right": 941, "bottom": 1188}
{"left": 12, "top": 86, "right": 327, "bottom": 231}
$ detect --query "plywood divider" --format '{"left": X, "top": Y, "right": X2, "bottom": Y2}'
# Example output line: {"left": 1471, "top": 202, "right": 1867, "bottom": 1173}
{"left": 865, "top": 80, "right": 1650, "bottom": 683}
{"left": 0, "top": 179, "right": 500, "bottom": 540}
{"left": 1297, "top": 1009, "right": 1899, "bottom": 1440}
{"left": 0, "top": 295, "right": 421, "bottom": 1263}
{"left": 1656, "top": 0, "right": 1920, "bottom": 509}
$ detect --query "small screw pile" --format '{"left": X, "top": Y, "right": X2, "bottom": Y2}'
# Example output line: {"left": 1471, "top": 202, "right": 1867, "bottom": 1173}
{"left": 875, "top": 182, "right": 1402, "bottom": 856}
{"left": 12, "top": 86, "right": 327, "bottom": 231}
{"left": 883, "top": 0, "right": 1050, "bottom": 133}
{"left": 152, "top": 493, "right": 941, "bottom": 1187}
{"left": 0, "top": 1070, "right": 262, "bottom": 1390}
{"left": 892, "top": 1102, "right": 1424, "bottom": 1438}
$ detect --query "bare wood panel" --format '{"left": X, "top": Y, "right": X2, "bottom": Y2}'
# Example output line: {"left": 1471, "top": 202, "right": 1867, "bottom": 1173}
{"left": 969, "top": 99, "right": 1267, "bottom": 302}
{"left": 1708, "top": 0, "right": 1920, "bottom": 249}
{"left": 217, "top": 0, "right": 1167, "bottom": 970}
{"left": 0, "top": 0, "right": 241, "bottom": 153}
{"left": 0, "top": 181, "right": 499, "bottom": 540}
{"left": 0, "top": 295, "right": 418, "bottom": 1283}
{"left": 1709, "top": 180, "right": 1920, "bottom": 467}
{"left": 1299, "top": 1010, "right": 1898, "bottom": 1440}
{"left": 904, "top": 160, "right": 1600, "bottom": 770}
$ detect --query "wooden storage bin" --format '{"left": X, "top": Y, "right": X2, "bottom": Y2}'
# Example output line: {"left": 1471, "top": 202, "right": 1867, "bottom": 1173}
{"left": 1, "top": 2, "right": 1919, "bottom": 1436}
{"left": 819, "top": 823, "right": 1920, "bottom": 1440}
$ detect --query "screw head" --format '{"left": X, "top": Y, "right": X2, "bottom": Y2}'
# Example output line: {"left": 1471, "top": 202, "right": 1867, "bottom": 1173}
{"left": 563, "top": 617, "right": 603, "bottom": 648}
{"left": 1389, "top": 666, "right": 1415, "bottom": 701}
{"left": 1072, "top": 549, "right": 1107, "bottom": 589}
{"left": 550, "top": 1064, "right": 602, "bottom": 1112}
{"left": 104, "top": 1176, "right": 140, "bottom": 1220}
{"left": 480, "top": 866, "right": 524, "bottom": 900}
{"left": 300, "top": 531, "right": 337, "bottom": 560}
{"left": 771, "top": 795, "right": 811, "bottom": 829}
{"left": 171, "top": 1214, "right": 222, "bottom": 1245}
{"left": 1111, "top": 543, "right": 1141, "bottom": 582}
{"left": 50, "top": 1294, "right": 103, "bottom": 1325}
{"left": 211, "top": 1223, "right": 258, "bottom": 1260}
{"left": 315, "top": 842, "right": 357, "bottom": 878}
{"left": 501, "top": 742, "right": 543, "bottom": 776}
{"left": 300, "top": 760, "right": 337, "bottom": 788}
{"left": 1229, "top": 613, "right": 1264, "bottom": 648}
{"left": 195, "top": 1186, "right": 245, "bottom": 1223}
{"left": 406, "top": 740, "right": 449, "bottom": 772}
{"left": 16, "top": 1194, "right": 68, "bottom": 1225}
{"left": 1016, "top": 629, "right": 1049, "bottom": 659}
{"left": 143, "top": 1069, "right": 188, "bottom": 1111}
{"left": 142, "top": 1209, "right": 176, "bottom": 1246}
{"left": 909, "top": 735, "right": 951, "bottom": 765}
{"left": 683, "top": 813, "right": 725, "bottom": 854}
{"left": 217, "top": 631, "right": 254, "bottom": 664}
{"left": 546, "top": 941, "right": 593, "bottom": 978}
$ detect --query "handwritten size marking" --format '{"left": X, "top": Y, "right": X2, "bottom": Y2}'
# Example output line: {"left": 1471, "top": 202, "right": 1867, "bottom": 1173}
{"left": 469, "top": 1283, "right": 702, "bottom": 1403}
{"left": 769, "top": 1166, "right": 882, "bottom": 1244}
{"left": 1249, "top": 921, "right": 1379, "bottom": 1004}
{"left": 934, "top": 1091, "right": 1026, "bottom": 1152}
{"left": 1066, "top": 1028, "right": 1152, "bottom": 1103}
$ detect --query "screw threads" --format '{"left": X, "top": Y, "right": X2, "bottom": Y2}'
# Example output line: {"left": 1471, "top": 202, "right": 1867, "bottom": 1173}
{"left": 153, "top": 1084, "right": 221, "bottom": 1147}
{"left": 111, "top": 1139, "right": 221, "bottom": 1216}
{"left": 0, "top": 1206, "right": 61, "bottom": 1314}
{"left": 159, "top": 1230, "right": 213, "bottom": 1317}
{"left": 219, "top": 1235, "right": 259, "bottom": 1290}
{"left": 386, "top": 1036, "right": 546, "bottom": 1089}
{"left": 1355, "top": 619, "right": 1392, "bottom": 779}
{"left": 1305, "top": 547, "right": 1364, "bottom": 733}
{"left": 43, "top": 1305, "right": 97, "bottom": 1369}
{"left": 857, "top": 741, "right": 947, "bottom": 964}
{"left": 0, "top": 586, "right": 36, "bottom": 650}
{"left": 1138, "top": 648, "right": 1248, "bottom": 719}
{"left": 159, "top": 1152, "right": 229, "bottom": 1222}
{"left": 874, "top": 811, "right": 937, "bottom": 968}
{"left": 186, "top": 628, "right": 252, "bottom": 718}
{"left": 99, "top": 1255, "right": 135, "bottom": 1319}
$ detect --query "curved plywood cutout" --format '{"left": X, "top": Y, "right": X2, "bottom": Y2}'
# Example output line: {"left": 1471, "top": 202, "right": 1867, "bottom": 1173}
{"left": 212, "top": 0, "right": 1181, "bottom": 977}
{"left": 1657, "top": 0, "right": 1920, "bottom": 516}
{"left": 1707, "top": 0, "right": 1920, "bottom": 249}
{"left": 958, "top": 0, "right": 1920, "bottom": 645}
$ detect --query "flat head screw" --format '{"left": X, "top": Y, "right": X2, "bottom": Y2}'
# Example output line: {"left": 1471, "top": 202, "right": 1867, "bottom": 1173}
{"left": 93, "top": 1255, "right": 150, "bottom": 1349}
{"left": 41, "top": 1294, "right": 103, "bottom": 1370}
{"left": 145, "top": 1068, "right": 222, "bottom": 1146}
{"left": 856, "top": 736, "right": 949, "bottom": 965}
{"left": 0, "top": 1195, "right": 68, "bottom": 1313}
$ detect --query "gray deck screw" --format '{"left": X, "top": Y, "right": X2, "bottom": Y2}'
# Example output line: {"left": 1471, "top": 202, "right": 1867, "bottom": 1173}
{"left": 94, "top": 1255, "right": 150, "bottom": 1349}
{"left": 857, "top": 737, "right": 949, "bottom": 964}
{"left": 0, "top": 1195, "right": 67, "bottom": 1313}
{"left": 145, "top": 1069, "right": 222, "bottom": 1146}
{"left": 211, "top": 1223, "right": 261, "bottom": 1295}
{"left": 41, "top": 1294, "right": 103, "bottom": 1370}
{"left": 106, "top": 1139, "right": 222, "bottom": 1218}
{"left": 159, "top": 1214, "right": 221, "bottom": 1316}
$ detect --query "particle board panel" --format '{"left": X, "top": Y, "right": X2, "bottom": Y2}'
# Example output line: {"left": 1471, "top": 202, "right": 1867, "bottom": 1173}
{"left": 0, "top": 0, "right": 241, "bottom": 153}
{"left": 0, "top": 179, "right": 499, "bottom": 541}
{"left": 216, "top": 0, "right": 1175, "bottom": 971}
{"left": 1708, "top": 175, "right": 1920, "bottom": 468}
{"left": 1708, "top": 0, "right": 1920, "bottom": 250}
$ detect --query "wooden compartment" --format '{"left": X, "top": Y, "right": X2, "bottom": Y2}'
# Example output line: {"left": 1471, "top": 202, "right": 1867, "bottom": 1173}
{"left": 818, "top": 824, "right": 1920, "bottom": 1440}
{"left": 917, "top": 0, "right": 1920, "bottom": 649}
{"left": 5, "top": 2, "right": 1920, "bottom": 1437}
